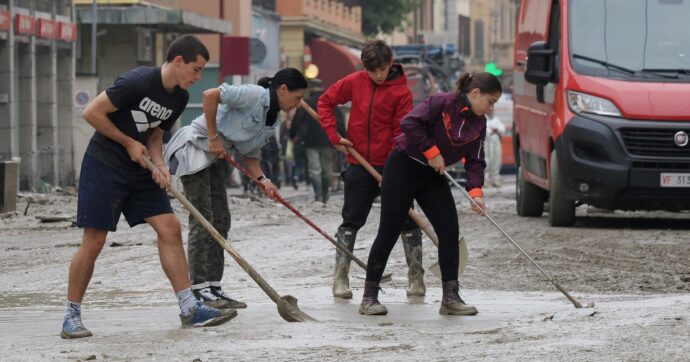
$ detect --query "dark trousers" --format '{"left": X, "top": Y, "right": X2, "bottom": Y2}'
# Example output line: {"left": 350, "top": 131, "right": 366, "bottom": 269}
{"left": 366, "top": 150, "right": 460, "bottom": 282}
{"left": 340, "top": 163, "right": 417, "bottom": 231}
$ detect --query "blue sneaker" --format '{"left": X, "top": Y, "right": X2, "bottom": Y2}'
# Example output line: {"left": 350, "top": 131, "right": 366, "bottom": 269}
{"left": 180, "top": 301, "right": 237, "bottom": 328}
{"left": 60, "top": 313, "right": 93, "bottom": 339}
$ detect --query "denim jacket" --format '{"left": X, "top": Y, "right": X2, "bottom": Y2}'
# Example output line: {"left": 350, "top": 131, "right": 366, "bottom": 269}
{"left": 164, "top": 84, "right": 279, "bottom": 177}
{"left": 213, "top": 83, "right": 278, "bottom": 155}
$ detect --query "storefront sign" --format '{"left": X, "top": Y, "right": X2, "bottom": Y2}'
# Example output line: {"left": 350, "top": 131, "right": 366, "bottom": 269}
{"left": 0, "top": 10, "right": 10, "bottom": 31}
{"left": 59, "top": 22, "right": 76, "bottom": 42}
{"left": 15, "top": 14, "right": 35, "bottom": 35}
{"left": 38, "top": 18, "right": 58, "bottom": 39}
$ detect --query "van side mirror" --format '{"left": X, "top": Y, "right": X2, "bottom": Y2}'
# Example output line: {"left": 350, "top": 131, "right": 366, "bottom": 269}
{"left": 525, "top": 41, "right": 556, "bottom": 86}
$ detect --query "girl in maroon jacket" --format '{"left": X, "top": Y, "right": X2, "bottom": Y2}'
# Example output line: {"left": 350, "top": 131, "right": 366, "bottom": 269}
{"left": 359, "top": 72, "right": 503, "bottom": 316}
{"left": 318, "top": 40, "right": 426, "bottom": 300}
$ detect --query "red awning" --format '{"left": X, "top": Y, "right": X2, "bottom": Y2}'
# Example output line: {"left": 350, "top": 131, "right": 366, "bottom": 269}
{"left": 309, "top": 37, "right": 360, "bottom": 89}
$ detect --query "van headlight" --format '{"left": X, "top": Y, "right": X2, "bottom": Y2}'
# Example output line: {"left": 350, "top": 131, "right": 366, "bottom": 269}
{"left": 567, "top": 91, "right": 621, "bottom": 117}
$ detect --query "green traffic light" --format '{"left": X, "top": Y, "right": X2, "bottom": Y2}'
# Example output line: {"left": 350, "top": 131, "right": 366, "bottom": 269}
{"left": 485, "top": 62, "right": 503, "bottom": 76}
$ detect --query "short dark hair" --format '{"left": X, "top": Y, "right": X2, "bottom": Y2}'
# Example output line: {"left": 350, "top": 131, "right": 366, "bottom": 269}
{"left": 456, "top": 72, "right": 503, "bottom": 95}
{"left": 360, "top": 40, "right": 392, "bottom": 71}
{"left": 166, "top": 35, "right": 210, "bottom": 63}
{"left": 257, "top": 67, "right": 309, "bottom": 91}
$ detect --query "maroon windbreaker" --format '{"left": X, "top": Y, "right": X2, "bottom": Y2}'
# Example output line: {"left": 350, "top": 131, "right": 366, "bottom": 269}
{"left": 395, "top": 91, "right": 487, "bottom": 192}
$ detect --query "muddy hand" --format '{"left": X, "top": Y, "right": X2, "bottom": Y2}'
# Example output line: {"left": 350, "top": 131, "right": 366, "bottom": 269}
{"left": 471, "top": 196, "right": 486, "bottom": 215}
{"left": 336, "top": 138, "right": 353, "bottom": 155}
{"left": 209, "top": 137, "right": 226, "bottom": 158}
{"left": 259, "top": 179, "right": 280, "bottom": 201}
{"left": 429, "top": 154, "right": 446, "bottom": 175}
{"left": 126, "top": 140, "right": 150, "bottom": 168}
{"left": 151, "top": 164, "right": 171, "bottom": 189}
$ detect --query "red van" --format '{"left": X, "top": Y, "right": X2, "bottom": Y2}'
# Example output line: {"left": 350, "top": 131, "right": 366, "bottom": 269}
{"left": 513, "top": 0, "right": 690, "bottom": 226}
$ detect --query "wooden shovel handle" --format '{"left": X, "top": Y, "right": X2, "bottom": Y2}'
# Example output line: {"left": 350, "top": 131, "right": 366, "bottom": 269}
{"left": 144, "top": 158, "right": 284, "bottom": 304}
{"left": 299, "top": 99, "right": 440, "bottom": 247}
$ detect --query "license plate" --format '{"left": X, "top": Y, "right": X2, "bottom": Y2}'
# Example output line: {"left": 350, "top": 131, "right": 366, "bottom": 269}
{"left": 660, "top": 173, "right": 690, "bottom": 187}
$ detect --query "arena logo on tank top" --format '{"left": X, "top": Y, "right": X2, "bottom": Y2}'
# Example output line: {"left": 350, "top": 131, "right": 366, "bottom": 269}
{"left": 131, "top": 97, "right": 174, "bottom": 132}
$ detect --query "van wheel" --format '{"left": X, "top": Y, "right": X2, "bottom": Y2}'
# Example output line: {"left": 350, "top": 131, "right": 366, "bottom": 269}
{"left": 548, "top": 150, "right": 576, "bottom": 226}
{"left": 516, "top": 164, "right": 545, "bottom": 217}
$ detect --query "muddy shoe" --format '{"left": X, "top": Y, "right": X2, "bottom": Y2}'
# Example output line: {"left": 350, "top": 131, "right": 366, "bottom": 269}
{"left": 439, "top": 280, "right": 478, "bottom": 316}
{"left": 180, "top": 301, "right": 237, "bottom": 328}
{"left": 60, "top": 314, "right": 93, "bottom": 339}
{"left": 358, "top": 281, "right": 388, "bottom": 315}
{"left": 211, "top": 287, "right": 247, "bottom": 309}
{"left": 195, "top": 287, "right": 231, "bottom": 309}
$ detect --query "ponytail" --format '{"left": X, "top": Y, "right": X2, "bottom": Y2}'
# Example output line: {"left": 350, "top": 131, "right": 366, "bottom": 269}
{"left": 257, "top": 68, "right": 308, "bottom": 91}
{"left": 258, "top": 76, "right": 272, "bottom": 88}
{"left": 456, "top": 72, "right": 502, "bottom": 95}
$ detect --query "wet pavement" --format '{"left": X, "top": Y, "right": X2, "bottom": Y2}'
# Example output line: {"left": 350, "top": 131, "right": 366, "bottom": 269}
{"left": 1, "top": 176, "right": 689, "bottom": 360}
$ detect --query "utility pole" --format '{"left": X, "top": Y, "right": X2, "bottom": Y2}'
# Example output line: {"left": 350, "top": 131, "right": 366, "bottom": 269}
{"left": 91, "top": 0, "right": 96, "bottom": 75}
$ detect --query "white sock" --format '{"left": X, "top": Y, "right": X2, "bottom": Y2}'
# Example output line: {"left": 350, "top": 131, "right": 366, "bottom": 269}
{"left": 64, "top": 300, "right": 81, "bottom": 318}
{"left": 176, "top": 288, "right": 197, "bottom": 316}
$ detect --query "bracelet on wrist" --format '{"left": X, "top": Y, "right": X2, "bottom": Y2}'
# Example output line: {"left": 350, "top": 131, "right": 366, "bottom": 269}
{"left": 209, "top": 133, "right": 219, "bottom": 141}
{"left": 257, "top": 175, "right": 271, "bottom": 184}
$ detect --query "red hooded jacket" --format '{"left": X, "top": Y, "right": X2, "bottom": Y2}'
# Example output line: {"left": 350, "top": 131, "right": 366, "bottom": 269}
{"left": 317, "top": 64, "right": 412, "bottom": 167}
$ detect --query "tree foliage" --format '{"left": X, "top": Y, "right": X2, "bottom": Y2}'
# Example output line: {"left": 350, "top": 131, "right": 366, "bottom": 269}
{"left": 361, "top": 0, "right": 423, "bottom": 36}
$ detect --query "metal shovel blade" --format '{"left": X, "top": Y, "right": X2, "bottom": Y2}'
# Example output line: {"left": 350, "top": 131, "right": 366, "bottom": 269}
{"left": 277, "top": 295, "right": 317, "bottom": 322}
{"left": 357, "top": 272, "right": 393, "bottom": 282}
{"left": 430, "top": 236, "right": 469, "bottom": 279}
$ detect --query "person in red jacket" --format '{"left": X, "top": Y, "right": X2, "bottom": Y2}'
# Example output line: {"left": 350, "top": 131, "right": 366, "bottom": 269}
{"left": 318, "top": 40, "right": 425, "bottom": 299}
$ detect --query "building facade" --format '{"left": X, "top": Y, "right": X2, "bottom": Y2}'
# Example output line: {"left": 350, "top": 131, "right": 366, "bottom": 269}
{"left": 273, "top": 0, "right": 365, "bottom": 88}
{"left": 0, "top": 0, "right": 77, "bottom": 191}
{"left": 72, "top": 0, "right": 232, "bottom": 177}
{"left": 469, "top": 0, "right": 517, "bottom": 88}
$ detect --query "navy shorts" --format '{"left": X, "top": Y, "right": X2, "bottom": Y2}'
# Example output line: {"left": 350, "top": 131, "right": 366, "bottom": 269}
{"left": 76, "top": 154, "right": 173, "bottom": 231}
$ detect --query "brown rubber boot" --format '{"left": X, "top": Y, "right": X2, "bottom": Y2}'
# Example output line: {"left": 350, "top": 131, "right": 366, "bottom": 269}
{"left": 439, "top": 280, "right": 478, "bottom": 315}
{"left": 333, "top": 227, "right": 356, "bottom": 299}
{"left": 358, "top": 281, "right": 388, "bottom": 315}
{"left": 402, "top": 229, "right": 426, "bottom": 297}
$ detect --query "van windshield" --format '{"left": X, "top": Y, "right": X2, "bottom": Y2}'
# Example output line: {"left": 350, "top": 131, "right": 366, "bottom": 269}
{"left": 569, "top": 0, "right": 690, "bottom": 80}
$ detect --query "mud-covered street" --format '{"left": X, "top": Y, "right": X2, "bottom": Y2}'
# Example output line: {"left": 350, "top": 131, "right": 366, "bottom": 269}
{"left": 1, "top": 175, "right": 689, "bottom": 361}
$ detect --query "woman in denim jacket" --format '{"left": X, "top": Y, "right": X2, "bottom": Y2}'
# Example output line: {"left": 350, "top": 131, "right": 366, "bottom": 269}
{"left": 164, "top": 68, "right": 308, "bottom": 311}
{"left": 358, "top": 72, "right": 502, "bottom": 316}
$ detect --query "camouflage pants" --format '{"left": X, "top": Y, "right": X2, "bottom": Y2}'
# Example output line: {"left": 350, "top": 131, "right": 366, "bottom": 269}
{"left": 180, "top": 160, "right": 231, "bottom": 288}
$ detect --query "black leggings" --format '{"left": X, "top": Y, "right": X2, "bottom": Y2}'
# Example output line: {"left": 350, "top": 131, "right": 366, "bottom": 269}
{"left": 340, "top": 164, "right": 417, "bottom": 232}
{"left": 366, "top": 150, "right": 460, "bottom": 282}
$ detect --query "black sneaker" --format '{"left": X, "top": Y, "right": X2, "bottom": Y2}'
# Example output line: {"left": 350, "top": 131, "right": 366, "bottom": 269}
{"left": 211, "top": 287, "right": 248, "bottom": 309}
{"left": 194, "top": 287, "right": 231, "bottom": 309}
